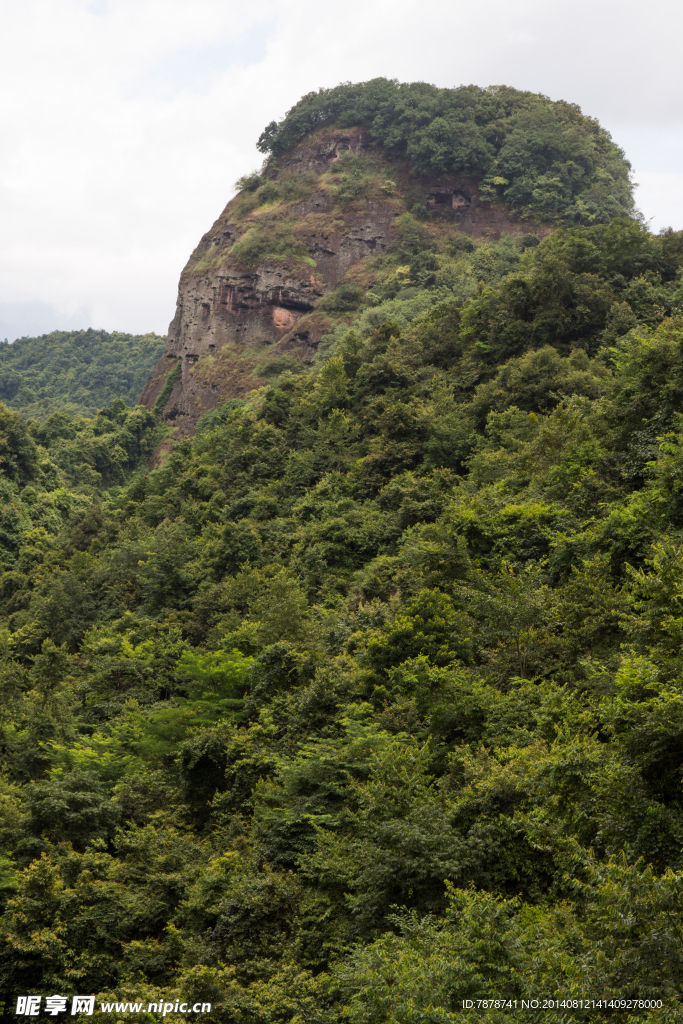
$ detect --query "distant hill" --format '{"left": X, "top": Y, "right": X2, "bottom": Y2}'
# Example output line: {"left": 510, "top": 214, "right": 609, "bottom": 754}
{"left": 0, "top": 328, "right": 165, "bottom": 419}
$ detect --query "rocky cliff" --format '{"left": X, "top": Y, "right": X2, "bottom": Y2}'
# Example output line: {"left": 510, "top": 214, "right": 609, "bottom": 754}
{"left": 140, "top": 126, "right": 551, "bottom": 439}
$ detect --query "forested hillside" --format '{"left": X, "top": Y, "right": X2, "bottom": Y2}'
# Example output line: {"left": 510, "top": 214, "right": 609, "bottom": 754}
{"left": 2, "top": 85, "right": 683, "bottom": 1022}
{"left": 0, "top": 329, "right": 164, "bottom": 419}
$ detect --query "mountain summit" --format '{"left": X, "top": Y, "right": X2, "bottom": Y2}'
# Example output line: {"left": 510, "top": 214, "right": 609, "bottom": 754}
{"left": 140, "top": 80, "right": 634, "bottom": 438}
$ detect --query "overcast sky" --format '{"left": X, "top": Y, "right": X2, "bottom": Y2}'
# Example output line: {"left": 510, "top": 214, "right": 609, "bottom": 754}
{"left": 1, "top": 0, "right": 682, "bottom": 340}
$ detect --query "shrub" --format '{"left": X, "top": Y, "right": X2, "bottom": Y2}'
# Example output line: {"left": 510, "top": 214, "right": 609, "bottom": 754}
{"left": 230, "top": 220, "right": 314, "bottom": 268}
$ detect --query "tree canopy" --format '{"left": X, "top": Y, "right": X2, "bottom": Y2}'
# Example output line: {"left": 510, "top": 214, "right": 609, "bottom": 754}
{"left": 258, "top": 79, "right": 635, "bottom": 226}
{"left": 1, "top": 166, "right": 683, "bottom": 1021}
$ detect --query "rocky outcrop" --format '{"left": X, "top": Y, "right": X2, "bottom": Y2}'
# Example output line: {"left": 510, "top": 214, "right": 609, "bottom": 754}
{"left": 140, "top": 127, "right": 551, "bottom": 439}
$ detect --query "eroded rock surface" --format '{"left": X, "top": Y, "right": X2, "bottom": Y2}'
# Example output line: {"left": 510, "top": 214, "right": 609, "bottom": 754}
{"left": 140, "top": 127, "right": 550, "bottom": 439}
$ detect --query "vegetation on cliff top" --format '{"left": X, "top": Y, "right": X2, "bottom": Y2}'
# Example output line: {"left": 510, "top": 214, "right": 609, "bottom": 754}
{"left": 258, "top": 78, "right": 635, "bottom": 227}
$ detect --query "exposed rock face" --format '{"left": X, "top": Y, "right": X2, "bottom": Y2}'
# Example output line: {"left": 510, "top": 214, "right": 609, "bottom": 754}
{"left": 140, "top": 128, "right": 551, "bottom": 439}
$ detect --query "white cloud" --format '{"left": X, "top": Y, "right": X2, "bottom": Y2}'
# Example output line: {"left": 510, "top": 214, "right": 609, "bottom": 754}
{"left": 0, "top": 0, "right": 681, "bottom": 339}
{"left": 634, "top": 173, "right": 683, "bottom": 233}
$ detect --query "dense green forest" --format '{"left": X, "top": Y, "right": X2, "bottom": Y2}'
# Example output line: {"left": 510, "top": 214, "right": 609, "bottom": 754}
{"left": 258, "top": 79, "right": 634, "bottom": 227}
{"left": 4, "top": 94, "right": 683, "bottom": 1020}
{"left": 0, "top": 330, "right": 164, "bottom": 420}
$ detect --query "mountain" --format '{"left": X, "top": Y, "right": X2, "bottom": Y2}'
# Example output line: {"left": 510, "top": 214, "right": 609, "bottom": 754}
{"left": 141, "top": 80, "right": 634, "bottom": 438}
{"left": 2, "top": 81, "right": 683, "bottom": 1016}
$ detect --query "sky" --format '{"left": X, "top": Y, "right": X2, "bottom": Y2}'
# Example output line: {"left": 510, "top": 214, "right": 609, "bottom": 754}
{"left": 1, "top": 0, "right": 682, "bottom": 341}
